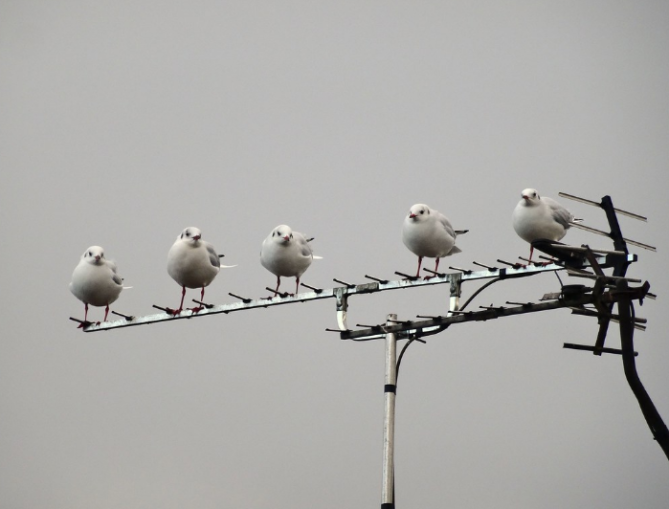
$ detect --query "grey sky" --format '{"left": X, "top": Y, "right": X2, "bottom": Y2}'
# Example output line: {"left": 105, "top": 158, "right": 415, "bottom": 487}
{"left": 1, "top": 1, "right": 668, "bottom": 507}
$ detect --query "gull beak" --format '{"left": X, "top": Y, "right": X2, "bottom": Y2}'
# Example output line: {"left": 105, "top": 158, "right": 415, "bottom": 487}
{"left": 193, "top": 235, "right": 201, "bottom": 241}
{"left": 94, "top": 255, "right": 101, "bottom": 262}
{"left": 283, "top": 235, "right": 290, "bottom": 241}
{"left": 409, "top": 213, "right": 417, "bottom": 219}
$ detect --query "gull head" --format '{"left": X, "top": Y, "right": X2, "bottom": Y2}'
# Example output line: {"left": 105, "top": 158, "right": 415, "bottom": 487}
{"left": 270, "top": 224, "right": 294, "bottom": 244}
{"left": 407, "top": 204, "right": 431, "bottom": 222}
{"left": 179, "top": 226, "right": 202, "bottom": 245}
{"left": 82, "top": 246, "right": 105, "bottom": 265}
{"left": 520, "top": 188, "right": 541, "bottom": 206}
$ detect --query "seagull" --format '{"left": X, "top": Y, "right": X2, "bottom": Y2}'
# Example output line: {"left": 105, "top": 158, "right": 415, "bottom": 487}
{"left": 512, "top": 188, "right": 580, "bottom": 263}
{"left": 260, "top": 224, "right": 317, "bottom": 296}
{"left": 70, "top": 246, "right": 124, "bottom": 324}
{"left": 167, "top": 227, "right": 221, "bottom": 314}
{"left": 402, "top": 204, "right": 467, "bottom": 278}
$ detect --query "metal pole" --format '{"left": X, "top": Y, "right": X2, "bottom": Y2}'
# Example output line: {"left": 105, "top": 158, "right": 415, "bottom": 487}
{"left": 382, "top": 314, "right": 397, "bottom": 509}
{"left": 616, "top": 281, "right": 669, "bottom": 460}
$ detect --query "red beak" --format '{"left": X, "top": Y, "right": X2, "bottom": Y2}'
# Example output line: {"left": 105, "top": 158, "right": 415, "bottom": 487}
{"left": 409, "top": 213, "right": 416, "bottom": 219}
{"left": 193, "top": 235, "right": 201, "bottom": 241}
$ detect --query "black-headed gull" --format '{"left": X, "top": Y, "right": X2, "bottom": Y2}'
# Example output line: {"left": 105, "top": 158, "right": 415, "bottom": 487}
{"left": 167, "top": 227, "right": 221, "bottom": 314}
{"left": 70, "top": 246, "right": 124, "bottom": 324}
{"left": 260, "top": 224, "right": 317, "bottom": 296}
{"left": 512, "top": 188, "right": 579, "bottom": 262}
{"left": 402, "top": 204, "right": 466, "bottom": 278}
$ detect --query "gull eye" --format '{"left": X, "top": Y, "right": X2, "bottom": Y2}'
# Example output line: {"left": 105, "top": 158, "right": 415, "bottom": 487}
{"left": 420, "top": 210, "right": 424, "bottom": 215}
{"left": 88, "top": 251, "right": 92, "bottom": 256}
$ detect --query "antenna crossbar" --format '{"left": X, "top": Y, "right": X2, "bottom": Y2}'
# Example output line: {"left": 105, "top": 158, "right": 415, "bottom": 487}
{"left": 81, "top": 254, "right": 629, "bottom": 333}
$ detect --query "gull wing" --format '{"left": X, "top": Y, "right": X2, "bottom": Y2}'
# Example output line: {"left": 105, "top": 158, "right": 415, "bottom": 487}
{"left": 544, "top": 197, "right": 573, "bottom": 229}
{"left": 205, "top": 242, "right": 221, "bottom": 268}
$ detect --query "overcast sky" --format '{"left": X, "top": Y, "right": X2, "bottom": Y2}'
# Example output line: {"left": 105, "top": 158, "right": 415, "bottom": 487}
{"left": 2, "top": 1, "right": 668, "bottom": 507}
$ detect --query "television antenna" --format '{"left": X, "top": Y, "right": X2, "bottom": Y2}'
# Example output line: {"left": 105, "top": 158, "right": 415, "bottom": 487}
{"left": 72, "top": 193, "right": 664, "bottom": 509}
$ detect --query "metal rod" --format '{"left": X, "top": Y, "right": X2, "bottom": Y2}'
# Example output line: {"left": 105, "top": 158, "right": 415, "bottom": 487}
{"left": 388, "top": 319, "right": 411, "bottom": 325}
{"left": 423, "top": 268, "right": 445, "bottom": 277}
{"left": 563, "top": 343, "right": 636, "bottom": 356}
{"left": 569, "top": 223, "right": 657, "bottom": 252}
{"left": 192, "top": 299, "right": 214, "bottom": 309}
{"left": 566, "top": 269, "right": 642, "bottom": 283}
{"left": 265, "top": 287, "right": 289, "bottom": 298}
{"left": 558, "top": 192, "right": 649, "bottom": 221}
{"left": 570, "top": 307, "right": 648, "bottom": 324}
{"left": 448, "top": 266, "right": 472, "bottom": 274}
{"left": 472, "top": 261, "right": 496, "bottom": 270}
{"left": 228, "top": 292, "right": 251, "bottom": 303}
{"left": 496, "top": 259, "right": 523, "bottom": 268}
{"left": 333, "top": 278, "right": 355, "bottom": 288}
{"left": 382, "top": 314, "right": 397, "bottom": 509}
{"left": 300, "top": 283, "right": 322, "bottom": 293}
{"left": 548, "top": 244, "right": 628, "bottom": 256}
{"left": 342, "top": 296, "right": 594, "bottom": 340}
{"left": 365, "top": 275, "right": 389, "bottom": 284}
{"left": 394, "top": 271, "right": 417, "bottom": 280}
{"left": 110, "top": 310, "right": 134, "bottom": 320}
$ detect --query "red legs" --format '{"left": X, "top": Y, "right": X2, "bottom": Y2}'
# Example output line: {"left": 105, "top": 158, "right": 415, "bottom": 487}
{"left": 77, "top": 302, "right": 101, "bottom": 329}
{"left": 266, "top": 276, "right": 282, "bottom": 299}
{"left": 189, "top": 287, "right": 206, "bottom": 314}
{"left": 77, "top": 303, "right": 91, "bottom": 328}
{"left": 414, "top": 256, "right": 423, "bottom": 278}
{"left": 166, "top": 286, "right": 210, "bottom": 315}
{"left": 166, "top": 286, "right": 186, "bottom": 315}
{"left": 267, "top": 276, "right": 301, "bottom": 299}
{"left": 103, "top": 305, "right": 110, "bottom": 322}
{"left": 177, "top": 286, "right": 186, "bottom": 313}
{"left": 525, "top": 245, "right": 554, "bottom": 267}
{"left": 423, "top": 257, "right": 441, "bottom": 280}
{"left": 269, "top": 276, "right": 299, "bottom": 298}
